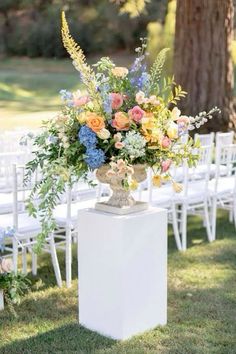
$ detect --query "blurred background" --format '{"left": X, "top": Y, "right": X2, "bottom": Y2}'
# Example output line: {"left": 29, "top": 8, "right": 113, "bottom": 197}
{"left": 0, "top": 0, "right": 235, "bottom": 131}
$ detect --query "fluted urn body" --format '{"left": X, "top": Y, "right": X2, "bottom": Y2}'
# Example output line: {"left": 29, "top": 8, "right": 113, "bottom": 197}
{"left": 95, "top": 164, "right": 148, "bottom": 214}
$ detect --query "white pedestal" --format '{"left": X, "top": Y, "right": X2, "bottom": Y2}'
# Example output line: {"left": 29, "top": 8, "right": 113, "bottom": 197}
{"left": 77, "top": 207, "right": 167, "bottom": 340}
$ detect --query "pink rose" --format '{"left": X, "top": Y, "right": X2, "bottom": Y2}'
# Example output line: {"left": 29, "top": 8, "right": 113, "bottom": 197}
{"left": 161, "top": 159, "right": 172, "bottom": 173}
{"left": 161, "top": 136, "right": 171, "bottom": 149}
{"left": 110, "top": 93, "right": 123, "bottom": 110}
{"left": 128, "top": 105, "right": 145, "bottom": 123}
{"left": 73, "top": 91, "right": 90, "bottom": 107}
{"left": 115, "top": 141, "right": 124, "bottom": 149}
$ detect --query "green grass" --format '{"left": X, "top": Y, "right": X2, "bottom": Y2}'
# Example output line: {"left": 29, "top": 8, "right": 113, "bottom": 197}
{"left": 0, "top": 55, "right": 134, "bottom": 131}
{"left": 0, "top": 58, "right": 80, "bottom": 130}
{"left": 0, "top": 210, "right": 236, "bottom": 354}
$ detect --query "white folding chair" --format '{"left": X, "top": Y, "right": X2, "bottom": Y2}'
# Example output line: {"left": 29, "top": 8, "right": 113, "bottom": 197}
{"left": 53, "top": 180, "right": 108, "bottom": 288}
{"left": 194, "top": 132, "right": 215, "bottom": 146}
{"left": 170, "top": 145, "right": 213, "bottom": 251}
{"left": 0, "top": 164, "right": 62, "bottom": 287}
{"left": 209, "top": 144, "right": 236, "bottom": 240}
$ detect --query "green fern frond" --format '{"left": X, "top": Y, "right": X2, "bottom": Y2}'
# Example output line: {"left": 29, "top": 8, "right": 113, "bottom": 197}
{"left": 149, "top": 48, "right": 170, "bottom": 94}
{"left": 61, "top": 12, "right": 102, "bottom": 109}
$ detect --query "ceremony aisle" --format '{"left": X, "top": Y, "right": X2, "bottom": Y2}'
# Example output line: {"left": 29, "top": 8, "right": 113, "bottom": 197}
{"left": 0, "top": 210, "right": 235, "bottom": 354}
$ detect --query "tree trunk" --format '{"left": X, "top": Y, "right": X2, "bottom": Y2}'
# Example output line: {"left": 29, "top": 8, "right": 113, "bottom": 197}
{"left": 174, "top": 0, "right": 235, "bottom": 132}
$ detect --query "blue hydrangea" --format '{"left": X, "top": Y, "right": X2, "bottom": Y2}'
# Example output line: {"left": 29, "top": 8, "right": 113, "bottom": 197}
{"left": 85, "top": 148, "right": 105, "bottom": 169}
{"left": 78, "top": 126, "right": 97, "bottom": 149}
{"left": 123, "top": 131, "right": 146, "bottom": 159}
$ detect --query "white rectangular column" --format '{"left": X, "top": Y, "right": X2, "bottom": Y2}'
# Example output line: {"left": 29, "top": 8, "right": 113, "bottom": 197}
{"left": 78, "top": 207, "right": 167, "bottom": 340}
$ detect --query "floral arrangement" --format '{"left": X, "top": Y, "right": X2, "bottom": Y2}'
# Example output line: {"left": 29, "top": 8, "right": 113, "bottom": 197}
{"left": 26, "top": 12, "right": 220, "bottom": 249}
{"left": 0, "top": 258, "right": 31, "bottom": 317}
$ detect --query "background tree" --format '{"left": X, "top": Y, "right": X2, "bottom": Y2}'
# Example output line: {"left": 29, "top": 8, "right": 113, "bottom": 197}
{"left": 174, "top": 0, "right": 235, "bottom": 132}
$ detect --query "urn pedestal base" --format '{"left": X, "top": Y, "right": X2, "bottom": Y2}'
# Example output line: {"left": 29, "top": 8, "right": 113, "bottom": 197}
{"left": 77, "top": 207, "right": 167, "bottom": 340}
{"left": 95, "top": 200, "right": 148, "bottom": 215}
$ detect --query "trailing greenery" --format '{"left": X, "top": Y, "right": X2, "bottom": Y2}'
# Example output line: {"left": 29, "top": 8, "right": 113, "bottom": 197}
{"left": 0, "top": 272, "right": 31, "bottom": 318}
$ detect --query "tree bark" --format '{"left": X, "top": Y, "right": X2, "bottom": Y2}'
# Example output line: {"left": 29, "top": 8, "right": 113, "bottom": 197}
{"left": 174, "top": 0, "right": 235, "bottom": 132}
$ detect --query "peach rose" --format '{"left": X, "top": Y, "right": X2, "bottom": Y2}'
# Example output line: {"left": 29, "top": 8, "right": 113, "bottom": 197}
{"left": 128, "top": 105, "right": 145, "bottom": 123}
{"left": 110, "top": 93, "right": 123, "bottom": 110}
{"left": 111, "top": 67, "right": 129, "bottom": 78}
{"left": 112, "top": 112, "right": 130, "bottom": 131}
{"left": 86, "top": 113, "right": 105, "bottom": 132}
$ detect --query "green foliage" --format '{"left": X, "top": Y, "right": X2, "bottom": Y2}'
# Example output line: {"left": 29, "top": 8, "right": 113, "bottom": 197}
{"left": 0, "top": 272, "right": 31, "bottom": 317}
{"left": 0, "top": 0, "right": 168, "bottom": 58}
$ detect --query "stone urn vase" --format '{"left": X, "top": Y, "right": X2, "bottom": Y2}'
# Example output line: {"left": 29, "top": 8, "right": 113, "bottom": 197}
{"left": 95, "top": 164, "right": 148, "bottom": 214}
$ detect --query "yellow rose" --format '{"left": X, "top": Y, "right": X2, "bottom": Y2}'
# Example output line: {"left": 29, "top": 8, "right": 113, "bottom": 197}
{"left": 111, "top": 66, "right": 129, "bottom": 78}
{"left": 167, "top": 122, "right": 178, "bottom": 139}
{"left": 97, "top": 128, "right": 111, "bottom": 140}
{"left": 77, "top": 112, "right": 87, "bottom": 124}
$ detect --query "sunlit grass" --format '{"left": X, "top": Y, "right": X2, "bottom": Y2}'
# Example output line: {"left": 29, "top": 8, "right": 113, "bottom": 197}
{"left": 0, "top": 210, "right": 236, "bottom": 354}
{"left": 0, "top": 55, "right": 135, "bottom": 131}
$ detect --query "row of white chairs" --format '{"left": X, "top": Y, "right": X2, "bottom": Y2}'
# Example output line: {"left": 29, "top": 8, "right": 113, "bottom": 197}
{"left": 0, "top": 131, "right": 235, "bottom": 289}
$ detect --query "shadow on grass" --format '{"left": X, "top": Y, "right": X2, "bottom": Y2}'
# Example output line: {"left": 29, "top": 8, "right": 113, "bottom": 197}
{"left": 0, "top": 323, "right": 116, "bottom": 354}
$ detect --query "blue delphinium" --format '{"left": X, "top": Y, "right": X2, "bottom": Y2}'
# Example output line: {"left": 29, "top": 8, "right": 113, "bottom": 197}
{"left": 59, "top": 89, "right": 73, "bottom": 101}
{"left": 78, "top": 126, "right": 97, "bottom": 149}
{"left": 85, "top": 148, "right": 105, "bottom": 169}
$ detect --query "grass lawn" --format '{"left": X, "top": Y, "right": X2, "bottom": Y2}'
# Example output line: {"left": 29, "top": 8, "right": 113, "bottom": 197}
{"left": 0, "top": 55, "right": 134, "bottom": 131}
{"left": 0, "top": 210, "right": 236, "bottom": 354}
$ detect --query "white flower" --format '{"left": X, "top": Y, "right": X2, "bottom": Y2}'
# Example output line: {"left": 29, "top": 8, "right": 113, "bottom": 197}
{"left": 97, "top": 128, "right": 111, "bottom": 140}
{"left": 135, "top": 91, "right": 146, "bottom": 105}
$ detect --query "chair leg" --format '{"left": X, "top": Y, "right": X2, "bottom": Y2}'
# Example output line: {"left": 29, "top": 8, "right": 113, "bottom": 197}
{"left": 49, "top": 234, "right": 62, "bottom": 288}
{"left": 171, "top": 204, "right": 182, "bottom": 251}
{"left": 22, "top": 246, "right": 27, "bottom": 274}
{"left": 66, "top": 227, "right": 72, "bottom": 288}
{"left": 233, "top": 202, "right": 236, "bottom": 230}
{"left": 211, "top": 197, "right": 217, "bottom": 241}
{"left": 181, "top": 204, "right": 187, "bottom": 251}
{"left": 12, "top": 238, "right": 18, "bottom": 274}
{"left": 32, "top": 251, "right": 37, "bottom": 276}
{"left": 204, "top": 200, "right": 213, "bottom": 242}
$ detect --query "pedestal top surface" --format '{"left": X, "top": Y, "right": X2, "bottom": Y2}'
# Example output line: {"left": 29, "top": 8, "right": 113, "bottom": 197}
{"left": 78, "top": 206, "right": 166, "bottom": 220}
